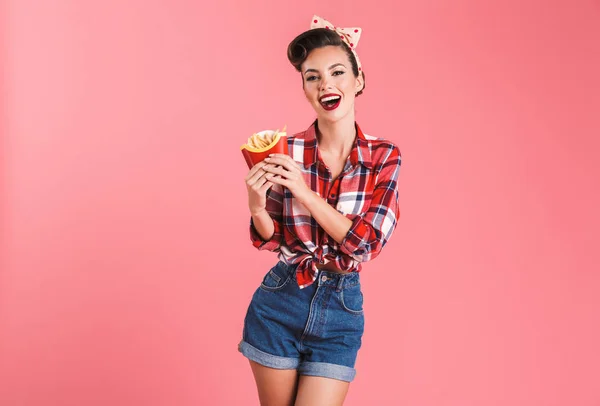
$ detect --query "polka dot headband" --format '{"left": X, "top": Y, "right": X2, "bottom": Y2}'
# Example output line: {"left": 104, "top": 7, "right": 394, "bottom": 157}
{"left": 310, "top": 15, "right": 363, "bottom": 72}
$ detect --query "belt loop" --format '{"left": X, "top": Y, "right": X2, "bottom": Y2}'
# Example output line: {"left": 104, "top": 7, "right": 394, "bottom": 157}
{"left": 336, "top": 275, "right": 344, "bottom": 292}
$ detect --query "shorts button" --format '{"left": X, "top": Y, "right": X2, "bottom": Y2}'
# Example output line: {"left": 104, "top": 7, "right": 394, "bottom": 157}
{"left": 321, "top": 275, "right": 328, "bottom": 282}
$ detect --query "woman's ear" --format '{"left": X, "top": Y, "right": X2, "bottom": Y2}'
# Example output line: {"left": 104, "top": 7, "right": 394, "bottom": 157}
{"left": 355, "top": 72, "right": 365, "bottom": 94}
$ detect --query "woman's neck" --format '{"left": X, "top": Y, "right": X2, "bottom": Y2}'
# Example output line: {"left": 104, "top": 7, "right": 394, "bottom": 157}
{"left": 316, "top": 116, "right": 356, "bottom": 158}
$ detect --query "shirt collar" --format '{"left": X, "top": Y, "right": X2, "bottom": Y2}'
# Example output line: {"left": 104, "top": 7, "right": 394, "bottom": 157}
{"left": 303, "top": 120, "right": 373, "bottom": 169}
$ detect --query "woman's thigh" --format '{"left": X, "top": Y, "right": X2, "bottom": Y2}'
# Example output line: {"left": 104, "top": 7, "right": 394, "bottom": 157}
{"left": 294, "top": 375, "right": 350, "bottom": 406}
{"left": 249, "top": 360, "right": 299, "bottom": 406}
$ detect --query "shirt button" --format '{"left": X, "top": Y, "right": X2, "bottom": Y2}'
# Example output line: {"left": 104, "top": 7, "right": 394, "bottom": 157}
{"left": 321, "top": 275, "right": 328, "bottom": 282}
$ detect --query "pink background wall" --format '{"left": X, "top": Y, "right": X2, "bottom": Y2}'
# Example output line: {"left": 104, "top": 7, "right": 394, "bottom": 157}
{"left": 2, "top": 1, "right": 599, "bottom": 405}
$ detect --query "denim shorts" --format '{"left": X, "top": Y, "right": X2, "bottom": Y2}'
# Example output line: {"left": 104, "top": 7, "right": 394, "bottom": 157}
{"left": 238, "top": 261, "right": 365, "bottom": 382}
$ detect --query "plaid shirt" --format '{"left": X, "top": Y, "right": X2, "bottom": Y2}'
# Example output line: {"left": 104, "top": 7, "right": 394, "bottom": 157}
{"left": 249, "top": 121, "right": 401, "bottom": 289}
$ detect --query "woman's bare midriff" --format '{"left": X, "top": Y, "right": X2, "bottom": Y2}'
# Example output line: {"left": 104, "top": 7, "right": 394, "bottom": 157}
{"left": 316, "top": 262, "right": 352, "bottom": 274}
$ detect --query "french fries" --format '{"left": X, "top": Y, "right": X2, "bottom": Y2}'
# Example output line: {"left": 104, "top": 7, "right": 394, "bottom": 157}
{"left": 246, "top": 126, "right": 286, "bottom": 150}
{"left": 241, "top": 125, "right": 289, "bottom": 169}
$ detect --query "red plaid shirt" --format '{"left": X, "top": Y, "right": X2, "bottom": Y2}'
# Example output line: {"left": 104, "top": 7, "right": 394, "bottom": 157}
{"left": 250, "top": 121, "right": 401, "bottom": 288}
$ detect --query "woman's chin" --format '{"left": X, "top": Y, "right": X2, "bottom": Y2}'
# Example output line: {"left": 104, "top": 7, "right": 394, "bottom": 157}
{"left": 316, "top": 109, "right": 347, "bottom": 123}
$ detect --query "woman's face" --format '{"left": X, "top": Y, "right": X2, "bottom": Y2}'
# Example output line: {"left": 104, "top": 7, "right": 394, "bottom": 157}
{"left": 301, "top": 46, "right": 364, "bottom": 124}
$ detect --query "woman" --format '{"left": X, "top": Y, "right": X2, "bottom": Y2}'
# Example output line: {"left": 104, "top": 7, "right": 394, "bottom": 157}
{"left": 239, "top": 15, "right": 402, "bottom": 405}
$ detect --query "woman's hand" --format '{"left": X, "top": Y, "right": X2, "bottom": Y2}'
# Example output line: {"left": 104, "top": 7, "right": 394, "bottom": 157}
{"left": 245, "top": 161, "right": 273, "bottom": 215}
{"left": 262, "top": 154, "right": 312, "bottom": 205}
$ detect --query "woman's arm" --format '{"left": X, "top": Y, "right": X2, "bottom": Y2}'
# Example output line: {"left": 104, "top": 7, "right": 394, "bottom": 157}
{"left": 295, "top": 191, "right": 353, "bottom": 244}
{"left": 248, "top": 184, "right": 285, "bottom": 251}
{"left": 263, "top": 146, "right": 401, "bottom": 261}
{"left": 245, "top": 161, "right": 284, "bottom": 251}
{"left": 251, "top": 209, "right": 275, "bottom": 241}
{"left": 262, "top": 156, "right": 351, "bottom": 243}
{"left": 337, "top": 146, "right": 401, "bottom": 261}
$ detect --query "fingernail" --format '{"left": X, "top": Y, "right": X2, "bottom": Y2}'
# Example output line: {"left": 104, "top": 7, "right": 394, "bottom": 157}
{"left": 264, "top": 157, "right": 271, "bottom": 161}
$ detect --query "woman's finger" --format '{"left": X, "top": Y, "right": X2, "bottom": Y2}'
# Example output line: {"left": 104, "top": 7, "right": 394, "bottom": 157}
{"left": 271, "top": 154, "right": 301, "bottom": 169}
{"left": 244, "top": 161, "right": 268, "bottom": 182}
{"left": 262, "top": 164, "right": 288, "bottom": 177}
{"left": 259, "top": 180, "right": 274, "bottom": 194}
{"left": 264, "top": 156, "right": 299, "bottom": 174}
{"left": 246, "top": 167, "right": 269, "bottom": 187}
{"left": 265, "top": 173, "right": 289, "bottom": 187}
{"left": 249, "top": 170, "right": 270, "bottom": 189}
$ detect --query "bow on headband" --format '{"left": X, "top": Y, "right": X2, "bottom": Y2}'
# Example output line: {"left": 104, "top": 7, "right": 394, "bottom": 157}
{"left": 310, "top": 15, "right": 363, "bottom": 72}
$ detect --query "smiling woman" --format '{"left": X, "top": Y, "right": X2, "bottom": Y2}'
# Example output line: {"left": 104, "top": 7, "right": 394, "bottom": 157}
{"left": 299, "top": 46, "right": 364, "bottom": 122}
{"left": 288, "top": 26, "right": 366, "bottom": 97}
{"left": 239, "top": 14, "right": 402, "bottom": 406}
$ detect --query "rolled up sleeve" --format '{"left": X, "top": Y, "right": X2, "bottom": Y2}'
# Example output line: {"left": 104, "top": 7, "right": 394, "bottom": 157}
{"left": 339, "top": 145, "right": 401, "bottom": 262}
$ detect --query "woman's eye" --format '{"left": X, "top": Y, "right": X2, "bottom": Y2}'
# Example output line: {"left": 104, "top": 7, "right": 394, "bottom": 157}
{"left": 306, "top": 76, "right": 318, "bottom": 81}
{"left": 333, "top": 71, "right": 345, "bottom": 76}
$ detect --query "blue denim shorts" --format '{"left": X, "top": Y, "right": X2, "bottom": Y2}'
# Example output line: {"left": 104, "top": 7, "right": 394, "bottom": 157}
{"left": 238, "top": 261, "right": 365, "bottom": 382}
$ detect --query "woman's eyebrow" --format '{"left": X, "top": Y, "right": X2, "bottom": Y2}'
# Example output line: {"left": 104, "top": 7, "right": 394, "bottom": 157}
{"left": 303, "top": 63, "right": 347, "bottom": 75}
{"left": 328, "top": 63, "right": 346, "bottom": 70}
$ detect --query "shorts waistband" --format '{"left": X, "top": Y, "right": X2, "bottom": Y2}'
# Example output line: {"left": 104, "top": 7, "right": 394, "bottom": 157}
{"left": 316, "top": 269, "right": 360, "bottom": 290}
{"left": 277, "top": 260, "right": 360, "bottom": 290}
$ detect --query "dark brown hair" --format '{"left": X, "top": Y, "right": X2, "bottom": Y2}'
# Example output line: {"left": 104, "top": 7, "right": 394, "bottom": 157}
{"left": 287, "top": 28, "right": 365, "bottom": 96}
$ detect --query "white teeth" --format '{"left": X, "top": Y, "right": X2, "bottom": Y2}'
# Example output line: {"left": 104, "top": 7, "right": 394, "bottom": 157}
{"left": 320, "top": 95, "right": 341, "bottom": 102}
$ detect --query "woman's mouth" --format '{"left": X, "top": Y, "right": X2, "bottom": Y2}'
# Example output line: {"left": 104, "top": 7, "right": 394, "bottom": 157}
{"left": 319, "top": 94, "right": 341, "bottom": 111}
